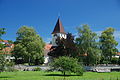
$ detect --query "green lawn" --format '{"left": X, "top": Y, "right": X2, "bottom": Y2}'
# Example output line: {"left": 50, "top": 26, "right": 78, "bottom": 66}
{"left": 0, "top": 71, "right": 120, "bottom": 80}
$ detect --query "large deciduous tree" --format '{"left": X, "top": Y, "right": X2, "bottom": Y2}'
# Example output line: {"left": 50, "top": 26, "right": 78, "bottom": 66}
{"left": 48, "top": 33, "right": 78, "bottom": 58}
{"left": 76, "top": 24, "right": 101, "bottom": 65}
{"left": 99, "top": 27, "right": 118, "bottom": 63}
{"left": 13, "top": 26, "right": 45, "bottom": 65}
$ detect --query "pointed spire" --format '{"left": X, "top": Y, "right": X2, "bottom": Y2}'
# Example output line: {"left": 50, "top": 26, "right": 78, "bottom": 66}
{"left": 52, "top": 18, "right": 66, "bottom": 34}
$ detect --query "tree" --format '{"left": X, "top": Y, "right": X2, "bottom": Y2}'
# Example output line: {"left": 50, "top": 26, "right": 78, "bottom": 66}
{"left": 0, "top": 28, "right": 6, "bottom": 39}
{"left": 0, "top": 28, "right": 6, "bottom": 50}
{"left": 76, "top": 24, "right": 101, "bottom": 65}
{"left": 13, "top": 26, "right": 45, "bottom": 65}
{"left": 0, "top": 54, "right": 6, "bottom": 73}
{"left": 48, "top": 33, "right": 78, "bottom": 58}
{"left": 0, "top": 28, "right": 6, "bottom": 73}
{"left": 99, "top": 27, "right": 118, "bottom": 63}
{"left": 0, "top": 28, "right": 14, "bottom": 73}
{"left": 51, "top": 56, "right": 83, "bottom": 76}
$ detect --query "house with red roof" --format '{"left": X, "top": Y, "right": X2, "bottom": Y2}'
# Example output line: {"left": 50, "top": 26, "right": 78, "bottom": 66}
{"left": 0, "top": 40, "right": 15, "bottom": 60}
{"left": 0, "top": 40, "right": 14, "bottom": 54}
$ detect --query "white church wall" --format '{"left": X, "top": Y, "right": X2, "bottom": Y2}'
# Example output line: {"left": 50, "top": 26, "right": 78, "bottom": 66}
{"left": 52, "top": 33, "right": 66, "bottom": 46}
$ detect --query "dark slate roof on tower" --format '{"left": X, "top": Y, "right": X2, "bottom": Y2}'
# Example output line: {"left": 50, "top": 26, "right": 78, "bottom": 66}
{"left": 52, "top": 18, "right": 66, "bottom": 34}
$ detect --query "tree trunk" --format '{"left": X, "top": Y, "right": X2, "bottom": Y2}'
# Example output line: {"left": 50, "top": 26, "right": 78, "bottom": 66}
{"left": 28, "top": 56, "right": 30, "bottom": 65}
{"left": 63, "top": 72, "right": 65, "bottom": 76}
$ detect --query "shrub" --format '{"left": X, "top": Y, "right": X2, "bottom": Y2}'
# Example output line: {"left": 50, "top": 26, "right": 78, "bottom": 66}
{"left": 5, "top": 61, "right": 16, "bottom": 72}
{"left": 111, "top": 57, "right": 119, "bottom": 64}
{"left": 33, "top": 67, "right": 41, "bottom": 71}
{"left": 0, "top": 54, "right": 6, "bottom": 73}
{"left": 118, "top": 57, "right": 120, "bottom": 65}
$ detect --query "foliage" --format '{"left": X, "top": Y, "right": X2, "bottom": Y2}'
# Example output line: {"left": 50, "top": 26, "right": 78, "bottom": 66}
{"left": 12, "top": 26, "right": 45, "bottom": 65}
{"left": 0, "top": 28, "right": 6, "bottom": 73}
{"left": 0, "top": 54, "right": 14, "bottom": 73}
{"left": 118, "top": 57, "right": 120, "bottom": 65}
{"left": 33, "top": 67, "right": 42, "bottom": 71}
{"left": 111, "top": 57, "right": 119, "bottom": 64}
{"left": 7, "top": 40, "right": 14, "bottom": 44}
{"left": 0, "top": 55, "right": 6, "bottom": 73}
{"left": 51, "top": 56, "right": 84, "bottom": 76}
{"left": 5, "top": 61, "right": 15, "bottom": 72}
{"left": 99, "top": 27, "right": 118, "bottom": 63}
{"left": 76, "top": 24, "right": 101, "bottom": 65}
{"left": 0, "top": 28, "right": 6, "bottom": 50}
{"left": 48, "top": 33, "right": 78, "bottom": 58}
{"left": 0, "top": 28, "right": 6, "bottom": 39}
{"left": 0, "top": 43, "right": 5, "bottom": 50}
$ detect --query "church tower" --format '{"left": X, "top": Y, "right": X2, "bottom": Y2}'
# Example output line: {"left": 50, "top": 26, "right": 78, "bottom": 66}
{"left": 51, "top": 18, "right": 66, "bottom": 46}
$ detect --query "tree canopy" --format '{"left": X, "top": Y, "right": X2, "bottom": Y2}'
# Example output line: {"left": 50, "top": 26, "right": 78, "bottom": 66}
{"left": 0, "top": 28, "right": 6, "bottom": 50}
{"left": 13, "top": 26, "right": 45, "bottom": 65}
{"left": 0, "top": 28, "right": 6, "bottom": 39}
{"left": 99, "top": 27, "right": 118, "bottom": 63}
{"left": 51, "top": 56, "right": 83, "bottom": 76}
{"left": 0, "top": 28, "right": 6, "bottom": 72}
{"left": 76, "top": 24, "right": 101, "bottom": 65}
{"left": 48, "top": 33, "right": 78, "bottom": 58}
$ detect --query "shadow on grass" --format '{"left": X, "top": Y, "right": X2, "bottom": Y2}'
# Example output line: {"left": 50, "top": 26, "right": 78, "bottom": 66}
{"left": 0, "top": 76, "right": 13, "bottom": 78}
{"left": 45, "top": 74, "right": 80, "bottom": 77}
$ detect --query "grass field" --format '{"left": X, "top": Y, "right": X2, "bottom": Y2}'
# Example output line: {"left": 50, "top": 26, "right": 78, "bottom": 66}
{"left": 0, "top": 71, "right": 120, "bottom": 80}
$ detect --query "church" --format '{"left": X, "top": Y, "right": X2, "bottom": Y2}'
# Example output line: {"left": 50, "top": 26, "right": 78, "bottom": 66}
{"left": 44, "top": 18, "right": 67, "bottom": 64}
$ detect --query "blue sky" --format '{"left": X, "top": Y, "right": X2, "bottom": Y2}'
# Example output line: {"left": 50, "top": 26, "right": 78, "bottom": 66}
{"left": 0, "top": 0, "right": 120, "bottom": 51}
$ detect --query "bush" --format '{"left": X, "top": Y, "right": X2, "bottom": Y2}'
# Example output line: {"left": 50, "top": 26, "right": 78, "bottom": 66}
{"left": 5, "top": 67, "right": 18, "bottom": 72}
{"left": 111, "top": 57, "right": 119, "bottom": 64}
{"left": 5, "top": 61, "right": 16, "bottom": 72}
{"left": 118, "top": 57, "right": 120, "bottom": 65}
{"left": 33, "top": 67, "right": 41, "bottom": 71}
{"left": 50, "top": 56, "right": 84, "bottom": 76}
{"left": 0, "top": 54, "right": 6, "bottom": 72}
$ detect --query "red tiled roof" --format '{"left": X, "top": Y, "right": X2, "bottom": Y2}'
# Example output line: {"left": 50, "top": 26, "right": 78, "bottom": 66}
{"left": 52, "top": 18, "right": 66, "bottom": 34}
{"left": 44, "top": 44, "right": 52, "bottom": 56}
{"left": 117, "top": 52, "right": 120, "bottom": 55}
{"left": 0, "top": 40, "right": 8, "bottom": 42}
{"left": 0, "top": 40, "right": 14, "bottom": 54}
